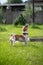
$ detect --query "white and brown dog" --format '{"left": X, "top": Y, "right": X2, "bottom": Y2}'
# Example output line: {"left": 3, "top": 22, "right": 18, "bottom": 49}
{"left": 10, "top": 33, "right": 29, "bottom": 46}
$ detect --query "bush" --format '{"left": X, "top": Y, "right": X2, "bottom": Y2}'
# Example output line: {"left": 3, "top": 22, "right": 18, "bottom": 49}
{"left": 14, "top": 14, "right": 26, "bottom": 26}
{"left": 14, "top": 18, "right": 19, "bottom": 26}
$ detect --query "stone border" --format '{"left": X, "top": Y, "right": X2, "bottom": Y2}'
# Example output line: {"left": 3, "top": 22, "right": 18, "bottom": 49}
{"left": 30, "top": 37, "right": 43, "bottom": 42}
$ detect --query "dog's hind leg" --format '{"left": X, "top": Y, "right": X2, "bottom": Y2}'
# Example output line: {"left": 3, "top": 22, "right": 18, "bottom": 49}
{"left": 10, "top": 39, "right": 14, "bottom": 46}
{"left": 10, "top": 34, "right": 15, "bottom": 46}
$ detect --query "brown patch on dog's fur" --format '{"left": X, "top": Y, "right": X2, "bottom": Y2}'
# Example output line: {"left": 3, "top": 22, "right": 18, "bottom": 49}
{"left": 15, "top": 35, "right": 25, "bottom": 40}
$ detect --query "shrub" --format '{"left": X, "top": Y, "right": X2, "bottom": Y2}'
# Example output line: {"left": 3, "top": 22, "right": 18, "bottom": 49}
{"left": 14, "top": 18, "right": 19, "bottom": 26}
{"left": 14, "top": 14, "right": 26, "bottom": 26}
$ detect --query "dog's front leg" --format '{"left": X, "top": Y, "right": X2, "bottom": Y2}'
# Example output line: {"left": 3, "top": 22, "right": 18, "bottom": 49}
{"left": 24, "top": 38, "right": 27, "bottom": 46}
{"left": 25, "top": 35, "right": 28, "bottom": 46}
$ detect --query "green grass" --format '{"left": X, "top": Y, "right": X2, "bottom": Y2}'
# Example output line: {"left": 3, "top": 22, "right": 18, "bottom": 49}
{"left": 0, "top": 24, "right": 43, "bottom": 37}
{"left": 0, "top": 24, "right": 43, "bottom": 65}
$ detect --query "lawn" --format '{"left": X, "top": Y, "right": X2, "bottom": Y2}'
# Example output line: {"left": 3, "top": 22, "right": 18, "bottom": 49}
{"left": 0, "top": 24, "right": 43, "bottom": 65}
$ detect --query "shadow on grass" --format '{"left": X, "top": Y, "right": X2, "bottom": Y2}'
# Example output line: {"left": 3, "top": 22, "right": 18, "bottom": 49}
{"left": 30, "top": 44, "right": 39, "bottom": 48}
{"left": 31, "top": 25, "right": 41, "bottom": 29}
{"left": 13, "top": 45, "right": 26, "bottom": 47}
{"left": 11, "top": 44, "right": 29, "bottom": 48}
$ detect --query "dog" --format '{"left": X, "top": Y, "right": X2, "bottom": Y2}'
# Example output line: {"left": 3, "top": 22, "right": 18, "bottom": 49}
{"left": 10, "top": 33, "right": 29, "bottom": 46}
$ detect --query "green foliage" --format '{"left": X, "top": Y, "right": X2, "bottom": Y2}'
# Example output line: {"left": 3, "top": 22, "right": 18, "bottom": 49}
{"left": 14, "top": 18, "right": 19, "bottom": 26}
{"left": 23, "top": 3, "right": 32, "bottom": 17}
{"left": 19, "top": 14, "right": 26, "bottom": 25}
{"left": 7, "top": 0, "right": 22, "bottom": 3}
{"left": 25, "top": 4, "right": 32, "bottom": 15}
{"left": 14, "top": 14, "right": 26, "bottom": 26}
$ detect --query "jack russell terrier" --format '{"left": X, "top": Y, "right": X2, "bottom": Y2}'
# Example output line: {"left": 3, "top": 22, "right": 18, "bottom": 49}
{"left": 10, "top": 33, "right": 29, "bottom": 46}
